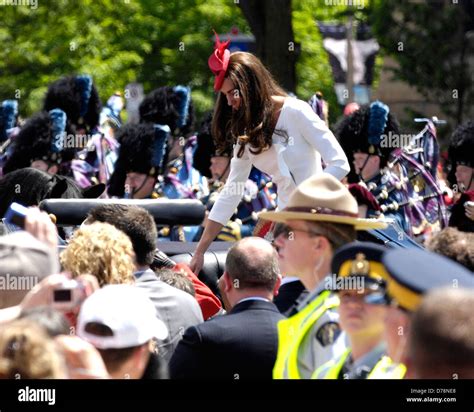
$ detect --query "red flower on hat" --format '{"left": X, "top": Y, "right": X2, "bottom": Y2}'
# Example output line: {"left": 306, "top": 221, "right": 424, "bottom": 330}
{"left": 208, "top": 30, "right": 231, "bottom": 92}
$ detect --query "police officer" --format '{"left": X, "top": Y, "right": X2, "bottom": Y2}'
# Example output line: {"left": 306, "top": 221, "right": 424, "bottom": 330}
{"left": 370, "top": 247, "right": 474, "bottom": 378}
{"left": 260, "top": 173, "right": 387, "bottom": 379}
{"left": 312, "top": 242, "right": 390, "bottom": 379}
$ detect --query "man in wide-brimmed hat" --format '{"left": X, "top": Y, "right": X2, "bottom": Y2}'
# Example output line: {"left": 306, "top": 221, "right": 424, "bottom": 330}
{"left": 259, "top": 173, "right": 386, "bottom": 379}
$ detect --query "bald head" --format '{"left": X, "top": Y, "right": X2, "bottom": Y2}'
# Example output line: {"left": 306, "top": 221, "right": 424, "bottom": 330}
{"left": 225, "top": 237, "right": 279, "bottom": 292}
{"left": 409, "top": 287, "right": 474, "bottom": 378}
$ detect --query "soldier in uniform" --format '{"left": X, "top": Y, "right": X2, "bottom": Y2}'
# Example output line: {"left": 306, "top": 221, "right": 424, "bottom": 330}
{"left": 137, "top": 85, "right": 207, "bottom": 201}
{"left": 259, "top": 174, "right": 387, "bottom": 379}
{"left": 107, "top": 123, "right": 168, "bottom": 200}
{"left": 368, "top": 247, "right": 474, "bottom": 378}
{"left": 41, "top": 75, "right": 114, "bottom": 188}
{"left": 96, "top": 91, "right": 125, "bottom": 181}
{"left": 336, "top": 101, "right": 411, "bottom": 234}
{"left": 448, "top": 120, "right": 474, "bottom": 232}
{"left": 107, "top": 85, "right": 197, "bottom": 200}
{"left": 3, "top": 109, "right": 73, "bottom": 177}
{"left": 312, "top": 242, "right": 389, "bottom": 379}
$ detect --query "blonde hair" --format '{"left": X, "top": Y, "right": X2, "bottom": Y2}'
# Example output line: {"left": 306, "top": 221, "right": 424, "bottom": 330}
{"left": 61, "top": 222, "right": 135, "bottom": 287}
{"left": 0, "top": 319, "right": 66, "bottom": 379}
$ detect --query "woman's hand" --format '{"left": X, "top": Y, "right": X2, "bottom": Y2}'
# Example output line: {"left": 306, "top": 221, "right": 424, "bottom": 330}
{"left": 189, "top": 252, "right": 204, "bottom": 275}
{"left": 190, "top": 219, "right": 225, "bottom": 274}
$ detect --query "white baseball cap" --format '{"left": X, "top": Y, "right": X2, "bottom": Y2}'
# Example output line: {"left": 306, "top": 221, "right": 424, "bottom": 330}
{"left": 77, "top": 285, "right": 168, "bottom": 349}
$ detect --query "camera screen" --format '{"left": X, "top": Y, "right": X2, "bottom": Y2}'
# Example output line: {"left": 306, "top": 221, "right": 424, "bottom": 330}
{"left": 10, "top": 213, "right": 26, "bottom": 229}
{"left": 53, "top": 289, "right": 72, "bottom": 302}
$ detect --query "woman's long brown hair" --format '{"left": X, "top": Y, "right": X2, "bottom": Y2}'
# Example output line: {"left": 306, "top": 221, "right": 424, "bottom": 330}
{"left": 212, "top": 52, "right": 288, "bottom": 158}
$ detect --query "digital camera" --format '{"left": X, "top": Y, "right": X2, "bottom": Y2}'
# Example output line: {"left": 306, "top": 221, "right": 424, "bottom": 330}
{"left": 4, "top": 202, "right": 29, "bottom": 229}
{"left": 52, "top": 279, "right": 87, "bottom": 311}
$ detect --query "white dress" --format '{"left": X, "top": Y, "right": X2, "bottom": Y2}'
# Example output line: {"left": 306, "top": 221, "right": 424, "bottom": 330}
{"left": 208, "top": 97, "right": 350, "bottom": 226}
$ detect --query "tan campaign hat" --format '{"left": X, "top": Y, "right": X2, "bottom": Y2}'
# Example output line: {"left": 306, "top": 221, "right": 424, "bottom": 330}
{"left": 259, "top": 174, "right": 387, "bottom": 230}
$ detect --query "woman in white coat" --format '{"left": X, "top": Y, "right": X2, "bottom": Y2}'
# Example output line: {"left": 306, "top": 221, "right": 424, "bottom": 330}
{"left": 190, "top": 35, "right": 350, "bottom": 273}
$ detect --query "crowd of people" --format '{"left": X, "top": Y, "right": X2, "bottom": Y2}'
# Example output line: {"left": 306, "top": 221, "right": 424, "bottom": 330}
{"left": 0, "top": 33, "right": 473, "bottom": 381}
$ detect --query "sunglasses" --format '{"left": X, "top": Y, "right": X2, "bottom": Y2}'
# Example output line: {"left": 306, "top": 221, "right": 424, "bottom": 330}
{"left": 273, "top": 223, "right": 322, "bottom": 240}
{"left": 272, "top": 223, "right": 341, "bottom": 251}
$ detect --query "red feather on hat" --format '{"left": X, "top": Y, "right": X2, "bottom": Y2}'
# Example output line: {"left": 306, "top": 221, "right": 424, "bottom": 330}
{"left": 208, "top": 30, "right": 231, "bottom": 91}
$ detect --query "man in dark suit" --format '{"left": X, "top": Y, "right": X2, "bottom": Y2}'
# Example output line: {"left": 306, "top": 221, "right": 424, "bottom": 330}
{"left": 169, "top": 237, "right": 283, "bottom": 379}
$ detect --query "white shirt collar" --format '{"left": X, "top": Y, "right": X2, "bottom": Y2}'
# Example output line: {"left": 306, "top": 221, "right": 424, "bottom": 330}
{"left": 280, "top": 276, "right": 300, "bottom": 286}
{"left": 236, "top": 296, "right": 271, "bottom": 305}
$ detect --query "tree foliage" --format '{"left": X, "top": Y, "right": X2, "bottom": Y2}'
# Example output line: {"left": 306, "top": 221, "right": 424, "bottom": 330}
{"left": 0, "top": 0, "right": 383, "bottom": 127}
{"left": 0, "top": 0, "right": 249, "bottom": 118}
{"left": 370, "top": 0, "right": 474, "bottom": 125}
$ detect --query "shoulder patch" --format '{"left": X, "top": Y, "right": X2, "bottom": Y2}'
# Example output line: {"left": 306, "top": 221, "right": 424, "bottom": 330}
{"left": 315, "top": 322, "right": 341, "bottom": 347}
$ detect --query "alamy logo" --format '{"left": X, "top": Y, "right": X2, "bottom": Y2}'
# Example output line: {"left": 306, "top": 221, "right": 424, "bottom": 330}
{"left": 324, "top": 273, "right": 365, "bottom": 293}
{"left": 18, "top": 386, "right": 55, "bottom": 405}
{"left": 220, "top": 182, "right": 256, "bottom": 198}
{"left": 0, "top": 0, "right": 38, "bottom": 9}
{"left": 380, "top": 131, "right": 419, "bottom": 149}
{"left": 0, "top": 273, "right": 38, "bottom": 290}
{"left": 324, "top": 0, "right": 365, "bottom": 9}
{"left": 54, "top": 132, "right": 94, "bottom": 151}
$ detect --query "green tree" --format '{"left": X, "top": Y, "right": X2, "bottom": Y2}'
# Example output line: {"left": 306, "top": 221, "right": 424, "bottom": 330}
{"left": 371, "top": 0, "right": 474, "bottom": 125}
{"left": 0, "top": 0, "right": 249, "bottom": 119}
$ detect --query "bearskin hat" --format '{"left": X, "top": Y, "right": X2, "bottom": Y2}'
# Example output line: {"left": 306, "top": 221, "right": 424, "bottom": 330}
{"left": 3, "top": 109, "right": 74, "bottom": 175}
{"left": 336, "top": 101, "right": 400, "bottom": 181}
{"left": 0, "top": 167, "right": 104, "bottom": 217}
{"left": 336, "top": 101, "right": 400, "bottom": 158}
{"left": 43, "top": 75, "right": 101, "bottom": 131}
{"left": 139, "top": 85, "right": 194, "bottom": 136}
{"left": 192, "top": 112, "right": 232, "bottom": 178}
{"left": 448, "top": 120, "right": 474, "bottom": 178}
{"left": 107, "top": 123, "right": 169, "bottom": 197}
{"left": 448, "top": 120, "right": 474, "bottom": 185}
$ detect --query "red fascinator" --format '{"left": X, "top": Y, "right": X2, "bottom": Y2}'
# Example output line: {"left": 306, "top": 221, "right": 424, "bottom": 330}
{"left": 208, "top": 30, "right": 231, "bottom": 91}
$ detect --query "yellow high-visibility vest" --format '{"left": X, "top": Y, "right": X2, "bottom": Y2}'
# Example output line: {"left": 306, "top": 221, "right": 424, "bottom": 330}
{"left": 311, "top": 348, "right": 351, "bottom": 379}
{"left": 367, "top": 356, "right": 406, "bottom": 379}
{"left": 273, "top": 291, "right": 340, "bottom": 379}
{"left": 311, "top": 351, "right": 405, "bottom": 379}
